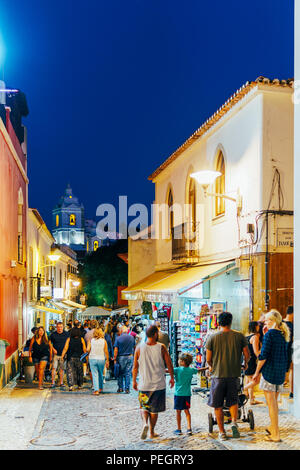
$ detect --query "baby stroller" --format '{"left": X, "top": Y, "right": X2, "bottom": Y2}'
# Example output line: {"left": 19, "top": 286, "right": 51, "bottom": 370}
{"left": 208, "top": 375, "right": 255, "bottom": 433}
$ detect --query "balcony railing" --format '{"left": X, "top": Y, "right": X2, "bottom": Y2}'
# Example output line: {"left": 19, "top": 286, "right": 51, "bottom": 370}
{"left": 171, "top": 222, "right": 200, "bottom": 263}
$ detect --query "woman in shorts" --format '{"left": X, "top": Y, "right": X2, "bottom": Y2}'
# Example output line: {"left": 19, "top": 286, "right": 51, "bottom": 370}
{"left": 29, "top": 326, "right": 51, "bottom": 390}
{"left": 252, "top": 309, "right": 290, "bottom": 442}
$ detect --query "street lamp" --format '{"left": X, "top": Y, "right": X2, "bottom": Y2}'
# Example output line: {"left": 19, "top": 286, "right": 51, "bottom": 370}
{"left": 36, "top": 253, "right": 61, "bottom": 300}
{"left": 190, "top": 170, "right": 242, "bottom": 215}
{"left": 48, "top": 253, "right": 61, "bottom": 263}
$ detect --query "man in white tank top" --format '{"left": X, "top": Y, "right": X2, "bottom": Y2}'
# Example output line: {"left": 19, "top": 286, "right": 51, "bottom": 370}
{"left": 132, "top": 325, "right": 174, "bottom": 440}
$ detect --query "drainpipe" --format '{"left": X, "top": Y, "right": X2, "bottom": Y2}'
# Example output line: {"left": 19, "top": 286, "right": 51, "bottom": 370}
{"left": 265, "top": 212, "right": 269, "bottom": 311}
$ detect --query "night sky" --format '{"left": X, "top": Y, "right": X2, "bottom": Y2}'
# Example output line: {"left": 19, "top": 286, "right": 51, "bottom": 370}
{"left": 0, "top": 0, "right": 294, "bottom": 229}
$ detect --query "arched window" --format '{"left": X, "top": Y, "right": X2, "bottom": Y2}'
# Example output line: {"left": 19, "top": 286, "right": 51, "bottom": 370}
{"left": 18, "top": 188, "right": 24, "bottom": 263}
{"left": 188, "top": 178, "right": 196, "bottom": 231}
{"left": 69, "top": 214, "right": 76, "bottom": 226}
{"left": 94, "top": 240, "right": 99, "bottom": 251}
{"left": 215, "top": 151, "right": 225, "bottom": 216}
{"left": 167, "top": 189, "right": 174, "bottom": 238}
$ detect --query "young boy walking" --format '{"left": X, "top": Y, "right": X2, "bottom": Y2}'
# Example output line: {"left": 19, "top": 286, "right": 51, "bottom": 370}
{"left": 173, "top": 353, "right": 207, "bottom": 435}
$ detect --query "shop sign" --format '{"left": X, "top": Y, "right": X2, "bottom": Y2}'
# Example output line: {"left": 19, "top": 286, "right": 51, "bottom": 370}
{"left": 53, "top": 288, "right": 64, "bottom": 299}
{"left": 40, "top": 286, "right": 52, "bottom": 297}
{"left": 211, "top": 302, "right": 226, "bottom": 314}
{"left": 277, "top": 228, "right": 293, "bottom": 250}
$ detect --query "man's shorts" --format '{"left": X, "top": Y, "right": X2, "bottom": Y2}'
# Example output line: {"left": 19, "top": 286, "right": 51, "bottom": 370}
{"left": 52, "top": 355, "right": 65, "bottom": 371}
{"left": 138, "top": 389, "right": 166, "bottom": 413}
{"left": 174, "top": 395, "right": 191, "bottom": 410}
{"left": 208, "top": 377, "right": 239, "bottom": 408}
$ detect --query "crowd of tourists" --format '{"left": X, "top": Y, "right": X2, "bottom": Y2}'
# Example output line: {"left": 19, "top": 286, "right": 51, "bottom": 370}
{"left": 24, "top": 305, "right": 294, "bottom": 443}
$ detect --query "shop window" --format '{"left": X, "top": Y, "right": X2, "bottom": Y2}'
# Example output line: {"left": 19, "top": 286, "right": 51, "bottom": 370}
{"left": 69, "top": 214, "right": 76, "bottom": 226}
{"left": 94, "top": 240, "right": 99, "bottom": 251}
{"left": 214, "top": 151, "right": 225, "bottom": 217}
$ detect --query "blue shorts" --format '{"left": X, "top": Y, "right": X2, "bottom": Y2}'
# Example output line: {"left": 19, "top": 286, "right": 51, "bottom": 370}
{"left": 33, "top": 356, "right": 48, "bottom": 365}
{"left": 174, "top": 395, "right": 191, "bottom": 410}
{"left": 208, "top": 377, "right": 239, "bottom": 408}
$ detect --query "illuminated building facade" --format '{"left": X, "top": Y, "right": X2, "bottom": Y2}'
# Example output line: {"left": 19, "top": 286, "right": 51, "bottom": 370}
{"left": 52, "top": 184, "right": 85, "bottom": 250}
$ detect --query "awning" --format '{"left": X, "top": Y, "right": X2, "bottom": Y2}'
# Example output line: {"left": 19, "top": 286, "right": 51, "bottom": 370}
{"left": 121, "top": 269, "right": 180, "bottom": 301}
{"left": 61, "top": 300, "right": 86, "bottom": 309}
{"left": 29, "top": 304, "right": 65, "bottom": 315}
{"left": 81, "top": 306, "right": 112, "bottom": 317}
{"left": 122, "top": 261, "right": 236, "bottom": 303}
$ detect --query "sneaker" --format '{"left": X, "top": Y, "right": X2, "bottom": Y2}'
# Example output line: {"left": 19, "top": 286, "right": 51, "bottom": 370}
{"left": 218, "top": 432, "right": 228, "bottom": 441}
{"left": 173, "top": 429, "right": 182, "bottom": 435}
{"left": 289, "top": 393, "right": 294, "bottom": 399}
{"left": 231, "top": 423, "right": 240, "bottom": 438}
{"left": 140, "top": 424, "right": 149, "bottom": 440}
{"left": 187, "top": 429, "right": 192, "bottom": 435}
{"left": 50, "top": 383, "right": 56, "bottom": 389}
{"left": 125, "top": 389, "right": 130, "bottom": 394}
{"left": 69, "top": 387, "right": 73, "bottom": 392}
{"left": 117, "top": 388, "right": 123, "bottom": 393}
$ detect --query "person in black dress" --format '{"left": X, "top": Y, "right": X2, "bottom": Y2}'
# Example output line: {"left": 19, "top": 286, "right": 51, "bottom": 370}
{"left": 244, "top": 321, "right": 262, "bottom": 405}
{"left": 284, "top": 305, "right": 294, "bottom": 398}
{"left": 29, "top": 326, "right": 51, "bottom": 390}
{"left": 61, "top": 327, "right": 86, "bottom": 391}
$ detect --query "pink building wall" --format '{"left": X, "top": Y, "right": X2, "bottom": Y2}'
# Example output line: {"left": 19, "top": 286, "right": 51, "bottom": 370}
{"left": 0, "top": 111, "right": 27, "bottom": 362}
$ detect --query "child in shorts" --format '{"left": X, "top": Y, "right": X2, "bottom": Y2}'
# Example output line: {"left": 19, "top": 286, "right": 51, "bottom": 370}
{"left": 173, "top": 353, "right": 207, "bottom": 435}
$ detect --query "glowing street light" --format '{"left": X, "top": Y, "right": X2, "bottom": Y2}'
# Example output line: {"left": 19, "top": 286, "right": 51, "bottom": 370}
{"left": 48, "top": 253, "right": 61, "bottom": 263}
{"left": 191, "top": 170, "right": 242, "bottom": 215}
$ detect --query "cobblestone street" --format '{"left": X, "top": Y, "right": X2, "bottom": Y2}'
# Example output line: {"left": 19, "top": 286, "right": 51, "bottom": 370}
{"left": 1, "top": 375, "right": 300, "bottom": 451}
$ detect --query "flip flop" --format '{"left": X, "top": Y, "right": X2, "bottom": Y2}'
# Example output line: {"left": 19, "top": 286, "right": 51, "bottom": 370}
{"left": 264, "top": 436, "right": 282, "bottom": 443}
{"left": 140, "top": 424, "right": 149, "bottom": 440}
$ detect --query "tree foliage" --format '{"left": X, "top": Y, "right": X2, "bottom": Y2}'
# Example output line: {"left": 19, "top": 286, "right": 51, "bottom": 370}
{"left": 79, "top": 240, "right": 128, "bottom": 307}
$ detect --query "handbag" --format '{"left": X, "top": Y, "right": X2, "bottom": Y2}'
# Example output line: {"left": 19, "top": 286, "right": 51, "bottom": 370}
{"left": 114, "top": 362, "right": 120, "bottom": 378}
{"left": 80, "top": 352, "right": 89, "bottom": 363}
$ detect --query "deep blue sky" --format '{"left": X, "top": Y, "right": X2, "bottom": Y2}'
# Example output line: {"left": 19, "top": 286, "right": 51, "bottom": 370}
{"left": 0, "top": 0, "right": 294, "bottom": 229}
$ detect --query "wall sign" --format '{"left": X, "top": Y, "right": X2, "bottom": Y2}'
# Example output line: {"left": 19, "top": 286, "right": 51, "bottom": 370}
{"left": 277, "top": 228, "right": 294, "bottom": 250}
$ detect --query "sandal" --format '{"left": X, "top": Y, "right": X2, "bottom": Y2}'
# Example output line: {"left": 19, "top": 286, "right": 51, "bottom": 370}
{"left": 264, "top": 435, "right": 282, "bottom": 443}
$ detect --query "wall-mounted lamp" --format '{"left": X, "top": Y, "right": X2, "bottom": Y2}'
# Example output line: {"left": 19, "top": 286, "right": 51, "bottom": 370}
{"left": 190, "top": 170, "right": 242, "bottom": 215}
{"left": 47, "top": 253, "right": 61, "bottom": 263}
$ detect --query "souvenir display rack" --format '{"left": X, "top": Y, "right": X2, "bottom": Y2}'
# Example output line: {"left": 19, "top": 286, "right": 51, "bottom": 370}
{"left": 179, "top": 302, "right": 220, "bottom": 369}
{"left": 171, "top": 321, "right": 181, "bottom": 367}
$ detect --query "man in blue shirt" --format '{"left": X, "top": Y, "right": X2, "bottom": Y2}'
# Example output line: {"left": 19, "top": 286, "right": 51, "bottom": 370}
{"left": 114, "top": 325, "right": 135, "bottom": 393}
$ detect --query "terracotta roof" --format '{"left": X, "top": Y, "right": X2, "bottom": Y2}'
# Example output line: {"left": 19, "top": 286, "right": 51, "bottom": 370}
{"left": 118, "top": 253, "right": 128, "bottom": 264}
{"left": 148, "top": 77, "right": 294, "bottom": 181}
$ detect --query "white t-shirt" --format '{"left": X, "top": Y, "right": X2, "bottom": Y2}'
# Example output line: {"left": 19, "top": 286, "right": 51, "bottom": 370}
{"left": 89, "top": 338, "right": 105, "bottom": 360}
